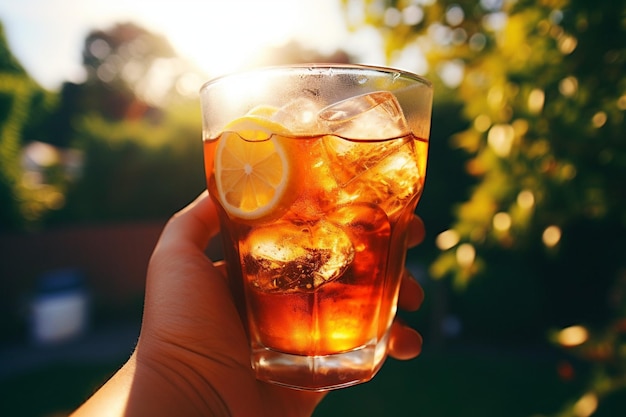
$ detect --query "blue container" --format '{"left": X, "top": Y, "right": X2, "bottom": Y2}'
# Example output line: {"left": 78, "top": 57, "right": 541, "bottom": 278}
{"left": 30, "top": 268, "right": 90, "bottom": 345}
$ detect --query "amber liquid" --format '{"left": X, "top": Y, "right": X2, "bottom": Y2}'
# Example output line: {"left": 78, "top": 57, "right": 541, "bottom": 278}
{"left": 204, "top": 133, "right": 427, "bottom": 390}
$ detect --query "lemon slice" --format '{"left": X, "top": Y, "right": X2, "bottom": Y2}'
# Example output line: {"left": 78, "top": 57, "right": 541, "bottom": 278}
{"left": 223, "top": 114, "right": 289, "bottom": 142}
{"left": 247, "top": 104, "right": 280, "bottom": 118}
{"left": 215, "top": 116, "right": 292, "bottom": 221}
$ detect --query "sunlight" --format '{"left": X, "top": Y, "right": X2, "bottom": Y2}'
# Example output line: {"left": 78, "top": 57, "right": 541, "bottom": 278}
{"left": 492, "top": 212, "right": 511, "bottom": 232}
{"left": 517, "top": 190, "right": 535, "bottom": 209}
{"left": 473, "top": 114, "right": 492, "bottom": 132}
{"left": 1, "top": 0, "right": 354, "bottom": 90}
{"left": 573, "top": 392, "right": 598, "bottom": 417}
{"left": 542, "top": 225, "right": 562, "bottom": 247}
{"left": 124, "top": 0, "right": 349, "bottom": 79}
{"left": 487, "top": 123, "right": 515, "bottom": 157}
{"left": 618, "top": 94, "right": 626, "bottom": 110}
{"left": 557, "top": 325, "right": 589, "bottom": 347}
{"left": 128, "top": 1, "right": 295, "bottom": 77}
{"left": 456, "top": 243, "right": 476, "bottom": 268}
{"left": 592, "top": 111, "right": 607, "bottom": 128}
{"left": 436, "top": 229, "right": 460, "bottom": 251}
{"left": 527, "top": 88, "right": 545, "bottom": 114}
{"left": 559, "top": 76, "right": 578, "bottom": 97}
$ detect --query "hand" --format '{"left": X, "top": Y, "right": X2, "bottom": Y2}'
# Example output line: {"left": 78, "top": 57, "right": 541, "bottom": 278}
{"left": 72, "top": 191, "right": 425, "bottom": 417}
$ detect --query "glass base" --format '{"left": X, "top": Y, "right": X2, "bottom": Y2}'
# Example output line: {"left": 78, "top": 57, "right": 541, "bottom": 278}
{"left": 251, "top": 331, "right": 390, "bottom": 391}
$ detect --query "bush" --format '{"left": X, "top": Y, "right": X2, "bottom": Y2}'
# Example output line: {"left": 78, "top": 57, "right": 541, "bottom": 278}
{"left": 45, "top": 103, "right": 205, "bottom": 226}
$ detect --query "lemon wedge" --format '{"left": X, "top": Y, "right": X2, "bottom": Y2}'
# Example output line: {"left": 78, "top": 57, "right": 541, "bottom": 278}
{"left": 247, "top": 104, "right": 280, "bottom": 118}
{"left": 214, "top": 116, "right": 293, "bottom": 221}
{"left": 222, "top": 114, "right": 289, "bottom": 142}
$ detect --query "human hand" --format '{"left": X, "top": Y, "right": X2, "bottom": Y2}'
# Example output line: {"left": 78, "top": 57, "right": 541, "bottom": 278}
{"left": 72, "top": 191, "right": 425, "bottom": 417}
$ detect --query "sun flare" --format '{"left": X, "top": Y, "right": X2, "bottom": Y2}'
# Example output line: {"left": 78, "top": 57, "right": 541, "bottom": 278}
{"left": 130, "top": 0, "right": 314, "bottom": 78}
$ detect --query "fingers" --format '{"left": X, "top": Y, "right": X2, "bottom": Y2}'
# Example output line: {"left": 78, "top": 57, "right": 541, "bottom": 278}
{"left": 156, "top": 191, "right": 220, "bottom": 253}
{"left": 397, "top": 270, "right": 424, "bottom": 312}
{"left": 407, "top": 215, "right": 425, "bottom": 248}
{"left": 147, "top": 191, "right": 222, "bottom": 297}
{"left": 391, "top": 264, "right": 425, "bottom": 361}
{"left": 142, "top": 192, "right": 228, "bottom": 339}
{"left": 388, "top": 319, "right": 423, "bottom": 360}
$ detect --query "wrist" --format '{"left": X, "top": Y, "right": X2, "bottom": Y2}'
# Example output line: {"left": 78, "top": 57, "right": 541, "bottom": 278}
{"left": 130, "top": 340, "right": 233, "bottom": 417}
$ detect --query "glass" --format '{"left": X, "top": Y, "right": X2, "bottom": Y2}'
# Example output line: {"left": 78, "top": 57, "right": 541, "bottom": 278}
{"left": 200, "top": 64, "right": 433, "bottom": 391}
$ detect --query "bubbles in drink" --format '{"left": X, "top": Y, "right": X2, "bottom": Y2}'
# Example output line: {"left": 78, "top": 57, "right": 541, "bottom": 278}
{"left": 241, "top": 219, "right": 355, "bottom": 293}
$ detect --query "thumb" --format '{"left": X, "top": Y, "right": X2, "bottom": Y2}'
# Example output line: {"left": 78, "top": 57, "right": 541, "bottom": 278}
{"left": 155, "top": 190, "right": 220, "bottom": 254}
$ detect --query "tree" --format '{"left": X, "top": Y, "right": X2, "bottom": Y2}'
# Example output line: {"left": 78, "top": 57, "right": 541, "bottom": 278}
{"left": 250, "top": 39, "right": 352, "bottom": 67}
{"left": 42, "top": 23, "right": 208, "bottom": 226}
{"left": 81, "top": 22, "right": 202, "bottom": 112}
{"left": 342, "top": 0, "right": 626, "bottom": 414}
{"left": 0, "top": 23, "right": 56, "bottom": 231}
{"left": 43, "top": 28, "right": 359, "bottom": 227}
{"left": 46, "top": 21, "right": 204, "bottom": 139}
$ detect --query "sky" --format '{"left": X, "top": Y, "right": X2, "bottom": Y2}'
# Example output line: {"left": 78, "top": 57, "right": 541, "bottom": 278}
{"left": 0, "top": 0, "right": 388, "bottom": 91}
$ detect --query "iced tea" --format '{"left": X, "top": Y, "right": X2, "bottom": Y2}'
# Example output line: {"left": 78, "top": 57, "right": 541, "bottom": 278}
{"left": 200, "top": 65, "right": 432, "bottom": 390}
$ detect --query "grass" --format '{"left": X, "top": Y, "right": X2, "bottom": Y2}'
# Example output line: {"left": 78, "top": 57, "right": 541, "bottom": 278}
{"left": 314, "top": 346, "right": 583, "bottom": 417}
{"left": 0, "top": 362, "right": 118, "bottom": 417}
{"left": 1, "top": 345, "right": 624, "bottom": 417}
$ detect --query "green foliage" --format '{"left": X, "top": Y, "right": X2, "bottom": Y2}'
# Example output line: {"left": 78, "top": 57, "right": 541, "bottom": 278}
{"left": 0, "top": 23, "right": 57, "bottom": 232}
{"left": 45, "top": 101, "right": 205, "bottom": 226}
{"left": 345, "top": 0, "right": 626, "bottom": 281}
{"left": 81, "top": 22, "right": 201, "bottom": 108}
{"left": 0, "top": 19, "right": 210, "bottom": 231}
{"left": 343, "top": 0, "right": 626, "bottom": 414}
{"left": 0, "top": 4, "right": 623, "bottom": 412}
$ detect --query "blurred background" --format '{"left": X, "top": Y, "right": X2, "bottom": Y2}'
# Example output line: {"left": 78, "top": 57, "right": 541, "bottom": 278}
{"left": 0, "top": 0, "right": 625, "bottom": 416}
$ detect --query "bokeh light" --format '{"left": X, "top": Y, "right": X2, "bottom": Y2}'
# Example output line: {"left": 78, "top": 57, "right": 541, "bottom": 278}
{"left": 456, "top": 243, "right": 476, "bottom": 268}
{"left": 542, "top": 225, "right": 562, "bottom": 248}
{"left": 436, "top": 229, "right": 460, "bottom": 250}
{"left": 557, "top": 325, "right": 589, "bottom": 347}
{"left": 573, "top": 392, "right": 598, "bottom": 417}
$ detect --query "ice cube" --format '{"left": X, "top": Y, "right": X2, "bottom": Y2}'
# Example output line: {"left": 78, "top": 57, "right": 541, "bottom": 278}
{"left": 323, "top": 135, "right": 410, "bottom": 186}
{"left": 327, "top": 203, "right": 391, "bottom": 282}
{"left": 271, "top": 97, "right": 324, "bottom": 135}
{"left": 318, "top": 91, "right": 410, "bottom": 140}
{"left": 241, "top": 220, "right": 355, "bottom": 293}
{"left": 319, "top": 92, "right": 414, "bottom": 187}
{"left": 338, "top": 139, "right": 423, "bottom": 219}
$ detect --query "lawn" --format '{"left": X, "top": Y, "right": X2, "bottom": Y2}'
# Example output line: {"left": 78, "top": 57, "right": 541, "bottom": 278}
{"left": 315, "top": 346, "right": 580, "bottom": 417}
{"left": 3, "top": 344, "right": 624, "bottom": 417}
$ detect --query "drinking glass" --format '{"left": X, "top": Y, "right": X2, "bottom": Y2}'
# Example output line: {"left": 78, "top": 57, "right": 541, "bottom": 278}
{"left": 200, "top": 64, "right": 433, "bottom": 391}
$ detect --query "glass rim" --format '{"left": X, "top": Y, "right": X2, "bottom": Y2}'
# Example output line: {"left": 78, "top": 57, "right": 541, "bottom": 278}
{"left": 199, "top": 63, "right": 432, "bottom": 93}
